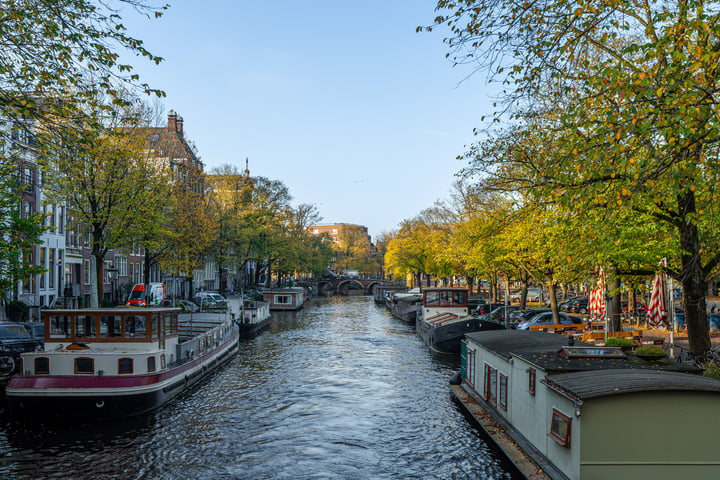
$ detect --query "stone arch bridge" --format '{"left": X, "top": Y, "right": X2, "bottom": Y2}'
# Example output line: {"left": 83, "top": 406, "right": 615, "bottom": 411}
{"left": 297, "top": 278, "right": 403, "bottom": 296}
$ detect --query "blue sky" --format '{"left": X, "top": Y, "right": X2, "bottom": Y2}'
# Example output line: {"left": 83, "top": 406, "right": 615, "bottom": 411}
{"left": 122, "top": 1, "right": 495, "bottom": 241}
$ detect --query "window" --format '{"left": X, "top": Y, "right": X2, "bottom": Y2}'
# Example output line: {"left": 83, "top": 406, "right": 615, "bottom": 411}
{"left": 100, "top": 315, "right": 121, "bottom": 337}
{"left": 49, "top": 315, "right": 71, "bottom": 338}
{"left": 75, "top": 315, "right": 97, "bottom": 338}
{"left": 549, "top": 409, "right": 572, "bottom": 446}
{"left": 484, "top": 363, "right": 497, "bottom": 406}
{"left": 75, "top": 357, "right": 94, "bottom": 374}
{"left": 83, "top": 259, "right": 90, "bottom": 285}
{"left": 147, "top": 356, "right": 156, "bottom": 372}
{"left": 465, "top": 347, "right": 475, "bottom": 386}
{"left": 34, "top": 357, "right": 50, "bottom": 375}
{"left": 275, "top": 295, "right": 292, "bottom": 305}
{"left": 49, "top": 249, "right": 55, "bottom": 288}
{"left": 528, "top": 368, "right": 536, "bottom": 395}
{"left": 124, "top": 315, "right": 146, "bottom": 338}
{"left": 118, "top": 358, "right": 133, "bottom": 374}
{"left": 499, "top": 373, "right": 508, "bottom": 410}
{"left": 39, "top": 248, "right": 46, "bottom": 289}
{"left": 160, "top": 354, "right": 166, "bottom": 369}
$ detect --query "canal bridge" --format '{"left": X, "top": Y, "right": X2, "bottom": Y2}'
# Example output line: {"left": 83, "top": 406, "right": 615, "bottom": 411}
{"left": 296, "top": 278, "right": 403, "bottom": 296}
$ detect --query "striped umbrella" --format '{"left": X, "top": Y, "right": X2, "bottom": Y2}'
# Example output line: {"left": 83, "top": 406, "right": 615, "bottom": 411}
{"left": 588, "top": 269, "right": 606, "bottom": 321}
{"left": 647, "top": 271, "right": 669, "bottom": 329}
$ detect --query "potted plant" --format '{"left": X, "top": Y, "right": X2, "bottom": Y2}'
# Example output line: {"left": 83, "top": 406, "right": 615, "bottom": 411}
{"left": 604, "top": 337, "right": 635, "bottom": 352}
{"left": 7, "top": 300, "right": 29, "bottom": 322}
{"left": 634, "top": 344, "right": 667, "bottom": 361}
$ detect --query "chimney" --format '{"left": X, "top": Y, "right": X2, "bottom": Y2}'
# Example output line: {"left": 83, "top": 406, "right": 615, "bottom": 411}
{"left": 167, "top": 110, "right": 177, "bottom": 134}
{"left": 176, "top": 115, "right": 184, "bottom": 138}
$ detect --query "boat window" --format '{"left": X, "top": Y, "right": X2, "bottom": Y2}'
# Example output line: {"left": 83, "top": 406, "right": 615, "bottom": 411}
{"left": 164, "top": 314, "right": 172, "bottom": 336}
{"left": 452, "top": 291, "right": 467, "bottom": 305}
{"left": 528, "top": 368, "right": 536, "bottom": 395}
{"left": 147, "top": 356, "right": 156, "bottom": 372}
{"left": 34, "top": 357, "right": 50, "bottom": 375}
{"left": 499, "top": 373, "right": 508, "bottom": 410}
{"left": 118, "top": 358, "right": 133, "bottom": 374}
{"left": 549, "top": 409, "right": 572, "bottom": 446}
{"left": 100, "top": 315, "right": 121, "bottom": 338}
{"left": 75, "top": 357, "right": 94, "bottom": 374}
{"left": 484, "top": 363, "right": 497, "bottom": 406}
{"left": 425, "top": 291, "right": 440, "bottom": 306}
{"left": 49, "top": 315, "right": 71, "bottom": 339}
{"left": 160, "top": 354, "right": 166, "bottom": 369}
{"left": 274, "top": 295, "right": 292, "bottom": 305}
{"left": 151, "top": 315, "right": 160, "bottom": 340}
{"left": 75, "top": 315, "right": 97, "bottom": 338}
{"left": 124, "top": 315, "right": 146, "bottom": 338}
{"left": 170, "top": 314, "right": 178, "bottom": 335}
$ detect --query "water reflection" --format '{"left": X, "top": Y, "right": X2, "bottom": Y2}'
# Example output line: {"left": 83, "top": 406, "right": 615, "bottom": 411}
{"left": 0, "top": 296, "right": 521, "bottom": 479}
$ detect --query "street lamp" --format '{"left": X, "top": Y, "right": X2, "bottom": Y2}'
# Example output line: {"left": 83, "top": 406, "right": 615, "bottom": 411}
{"left": 107, "top": 266, "right": 118, "bottom": 307}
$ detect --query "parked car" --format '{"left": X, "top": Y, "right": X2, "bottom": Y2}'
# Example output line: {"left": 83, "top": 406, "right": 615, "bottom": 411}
{"left": 568, "top": 296, "right": 590, "bottom": 314}
{"left": 478, "top": 305, "right": 521, "bottom": 324}
{"left": 506, "top": 309, "right": 550, "bottom": 329}
{"left": 516, "top": 311, "right": 578, "bottom": 330}
{"left": 559, "top": 296, "right": 585, "bottom": 312}
{"left": 509, "top": 288, "right": 543, "bottom": 303}
{"left": 473, "top": 302, "right": 505, "bottom": 316}
{"left": 0, "top": 322, "right": 43, "bottom": 377}
{"left": 192, "top": 292, "right": 228, "bottom": 309}
{"left": 22, "top": 322, "right": 45, "bottom": 341}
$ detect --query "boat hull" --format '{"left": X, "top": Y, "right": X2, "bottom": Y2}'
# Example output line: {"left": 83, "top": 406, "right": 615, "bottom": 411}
{"left": 6, "top": 328, "right": 240, "bottom": 421}
{"left": 237, "top": 317, "right": 270, "bottom": 338}
{"left": 416, "top": 317, "right": 506, "bottom": 354}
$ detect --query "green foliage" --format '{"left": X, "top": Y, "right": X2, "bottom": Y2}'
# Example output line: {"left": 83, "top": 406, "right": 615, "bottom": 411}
{"left": 634, "top": 345, "right": 666, "bottom": 356}
{"left": 604, "top": 337, "right": 634, "bottom": 347}
{"left": 702, "top": 362, "right": 720, "bottom": 381}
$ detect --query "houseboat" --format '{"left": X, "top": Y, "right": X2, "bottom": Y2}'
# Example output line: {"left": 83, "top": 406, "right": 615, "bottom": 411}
{"left": 373, "top": 285, "right": 407, "bottom": 305}
{"left": 415, "top": 287, "right": 505, "bottom": 354}
{"left": 262, "top": 287, "right": 306, "bottom": 311}
{"left": 237, "top": 300, "right": 271, "bottom": 337}
{"left": 5, "top": 307, "right": 239, "bottom": 420}
{"left": 388, "top": 288, "right": 423, "bottom": 323}
{"left": 454, "top": 330, "right": 720, "bottom": 480}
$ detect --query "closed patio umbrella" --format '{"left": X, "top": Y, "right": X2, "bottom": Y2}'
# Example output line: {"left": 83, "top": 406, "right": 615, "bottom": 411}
{"left": 647, "top": 271, "right": 669, "bottom": 329}
{"left": 588, "top": 268, "right": 606, "bottom": 322}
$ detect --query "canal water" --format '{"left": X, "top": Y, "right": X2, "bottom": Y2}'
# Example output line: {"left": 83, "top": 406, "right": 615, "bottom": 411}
{"left": 0, "top": 296, "right": 521, "bottom": 480}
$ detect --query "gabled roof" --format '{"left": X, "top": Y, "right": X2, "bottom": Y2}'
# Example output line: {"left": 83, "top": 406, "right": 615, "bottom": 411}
{"left": 544, "top": 369, "right": 720, "bottom": 401}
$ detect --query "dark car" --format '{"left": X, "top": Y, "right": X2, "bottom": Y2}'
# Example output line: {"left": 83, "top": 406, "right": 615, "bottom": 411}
{"left": 478, "top": 305, "right": 521, "bottom": 324}
{"left": 22, "top": 322, "right": 45, "bottom": 341}
{"left": 0, "top": 322, "right": 44, "bottom": 377}
{"left": 473, "top": 302, "right": 505, "bottom": 316}
{"left": 568, "top": 296, "right": 589, "bottom": 314}
{"left": 559, "top": 296, "right": 586, "bottom": 312}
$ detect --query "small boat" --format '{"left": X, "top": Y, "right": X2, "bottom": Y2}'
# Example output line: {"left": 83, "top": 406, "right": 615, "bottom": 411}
{"left": 415, "top": 287, "right": 505, "bottom": 354}
{"left": 373, "top": 285, "right": 407, "bottom": 304}
{"left": 5, "top": 307, "right": 239, "bottom": 421}
{"left": 262, "top": 287, "right": 306, "bottom": 311}
{"left": 388, "top": 289, "right": 423, "bottom": 323}
{"left": 236, "top": 300, "right": 271, "bottom": 337}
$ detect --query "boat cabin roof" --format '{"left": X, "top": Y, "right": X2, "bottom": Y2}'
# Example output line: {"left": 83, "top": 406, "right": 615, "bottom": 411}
{"left": 544, "top": 369, "right": 720, "bottom": 401}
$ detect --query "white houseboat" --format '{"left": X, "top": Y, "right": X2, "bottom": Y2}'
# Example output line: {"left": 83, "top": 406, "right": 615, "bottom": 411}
{"left": 415, "top": 287, "right": 505, "bottom": 354}
{"left": 237, "top": 300, "right": 271, "bottom": 337}
{"left": 262, "top": 287, "right": 306, "bottom": 311}
{"left": 455, "top": 330, "right": 720, "bottom": 480}
{"left": 5, "top": 307, "right": 239, "bottom": 420}
{"left": 373, "top": 285, "right": 407, "bottom": 305}
{"left": 387, "top": 289, "right": 423, "bottom": 323}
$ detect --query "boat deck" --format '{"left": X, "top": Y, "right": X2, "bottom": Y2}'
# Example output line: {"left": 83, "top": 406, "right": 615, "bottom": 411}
{"left": 450, "top": 384, "right": 563, "bottom": 480}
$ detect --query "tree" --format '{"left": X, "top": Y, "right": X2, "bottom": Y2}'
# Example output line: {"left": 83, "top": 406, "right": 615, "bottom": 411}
{"left": 0, "top": 160, "right": 47, "bottom": 300}
{"left": 429, "top": 0, "right": 720, "bottom": 355}
{"left": 43, "top": 99, "right": 172, "bottom": 306}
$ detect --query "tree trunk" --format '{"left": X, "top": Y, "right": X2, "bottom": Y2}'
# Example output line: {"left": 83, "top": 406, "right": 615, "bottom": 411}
{"left": 677, "top": 190, "right": 711, "bottom": 355}
{"left": 608, "top": 270, "right": 622, "bottom": 333}
{"left": 547, "top": 282, "right": 561, "bottom": 324}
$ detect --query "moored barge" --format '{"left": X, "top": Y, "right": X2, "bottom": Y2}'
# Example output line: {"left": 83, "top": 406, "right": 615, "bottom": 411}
{"left": 5, "top": 307, "right": 239, "bottom": 421}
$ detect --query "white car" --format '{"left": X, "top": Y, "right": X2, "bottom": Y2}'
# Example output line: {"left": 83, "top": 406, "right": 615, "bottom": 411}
{"left": 192, "top": 292, "right": 228, "bottom": 309}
